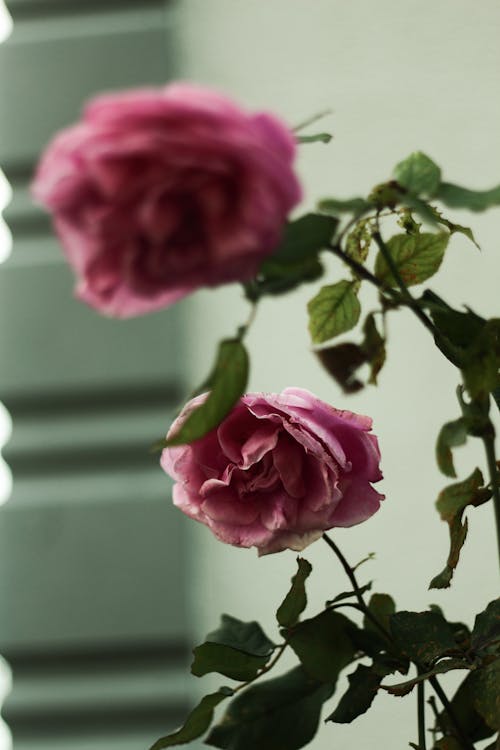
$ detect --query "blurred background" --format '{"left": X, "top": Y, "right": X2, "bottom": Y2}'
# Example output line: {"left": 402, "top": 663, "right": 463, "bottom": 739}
{"left": 0, "top": 1, "right": 499, "bottom": 748}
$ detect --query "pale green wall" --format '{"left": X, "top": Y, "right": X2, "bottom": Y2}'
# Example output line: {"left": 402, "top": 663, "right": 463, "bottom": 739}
{"left": 177, "top": 3, "right": 500, "bottom": 749}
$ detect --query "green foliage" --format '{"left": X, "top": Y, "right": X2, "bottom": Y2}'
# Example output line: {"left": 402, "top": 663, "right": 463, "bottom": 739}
{"left": 345, "top": 217, "right": 373, "bottom": 265}
{"left": 256, "top": 213, "right": 336, "bottom": 296}
{"left": 437, "top": 181, "right": 500, "bottom": 211}
{"left": 276, "top": 558, "right": 312, "bottom": 628}
{"left": 164, "top": 339, "right": 248, "bottom": 447}
{"left": 374, "top": 232, "right": 449, "bottom": 287}
{"left": 268, "top": 214, "right": 337, "bottom": 265}
{"left": 296, "top": 132, "right": 332, "bottom": 144}
{"left": 191, "top": 616, "right": 275, "bottom": 681}
{"left": 429, "top": 206, "right": 479, "bottom": 248}
{"left": 205, "top": 615, "right": 276, "bottom": 657}
{"left": 150, "top": 688, "right": 233, "bottom": 749}
{"left": 469, "top": 658, "right": 500, "bottom": 731}
{"left": 315, "top": 342, "right": 366, "bottom": 393}
{"left": 326, "top": 664, "right": 381, "bottom": 723}
{"left": 286, "top": 609, "right": 357, "bottom": 683}
{"left": 364, "top": 593, "right": 396, "bottom": 640}
{"left": 315, "top": 313, "right": 386, "bottom": 392}
{"left": 438, "top": 672, "right": 495, "bottom": 743}
{"left": 461, "top": 319, "right": 500, "bottom": 400}
{"left": 430, "top": 468, "right": 492, "bottom": 589}
{"left": 308, "top": 280, "right": 361, "bottom": 344}
{"left": 318, "top": 196, "right": 371, "bottom": 216}
{"left": 436, "top": 418, "right": 468, "bottom": 477}
{"left": 205, "top": 666, "right": 334, "bottom": 750}
{"left": 362, "top": 313, "right": 386, "bottom": 384}
{"left": 192, "top": 643, "right": 269, "bottom": 681}
{"left": 471, "top": 599, "right": 500, "bottom": 653}
{"left": 389, "top": 610, "right": 457, "bottom": 667}
{"left": 368, "top": 181, "right": 401, "bottom": 210}
{"left": 393, "top": 151, "right": 441, "bottom": 197}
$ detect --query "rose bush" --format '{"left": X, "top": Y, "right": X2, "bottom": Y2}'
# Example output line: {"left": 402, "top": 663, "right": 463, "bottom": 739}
{"left": 161, "top": 387, "right": 384, "bottom": 555}
{"left": 32, "top": 83, "right": 301, "bottom": 317}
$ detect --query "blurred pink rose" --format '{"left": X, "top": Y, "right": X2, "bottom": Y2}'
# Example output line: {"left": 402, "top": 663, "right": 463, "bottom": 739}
{"left": 32, "top": 83, "right": 302, "bottom": 317}
{"left": 161, "top": 387, "right": 384, "bottom": 555}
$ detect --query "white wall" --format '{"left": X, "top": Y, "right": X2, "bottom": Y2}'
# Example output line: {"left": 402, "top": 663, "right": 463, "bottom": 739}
{"left": 177, "top": 2, "right": 500, "bottom": 748}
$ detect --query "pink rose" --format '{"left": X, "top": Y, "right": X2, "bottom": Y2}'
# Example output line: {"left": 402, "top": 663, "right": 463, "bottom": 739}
{"left": 31, "top": 83, "right": 302, "bottom": 317}
{"left": 161, "top": 387, "right": 384, "bottom": 555}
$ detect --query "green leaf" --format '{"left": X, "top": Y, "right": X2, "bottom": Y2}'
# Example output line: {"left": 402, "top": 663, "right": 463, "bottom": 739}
{"left": 362, "top": 313, "right": 386, "bottom": 385}
{"left": 191, "top": 643, "right": 269, "bottom": 682}
{"left": 276, "top": 558, "right": 312, "bottom": 628}
{"left": 433, "top": 739, "right": 465, "bottom": 750}
{"left": 205, "top": 666, "right": 334, "bottom": 750}
{"left": 191, "top": 617, "right": 276, "bottom": 681}
{"left": 430, "top": 468, "right": 491, "bottom": 589}
{"left": 326, "top": 664, "right": 381, "bottom": 723}
{"left": 297, "top": 132, "right": 332, "bottom": 144}
{"left": 266, "top": 213, "right": 337, "bottom": 266}
{"left": 429, "top": 206, "right": 480, "bottom": 249}
{"left": 389, "top": 610, "right": 457, "bottom": 666}
{"left": 256, "top": 214, "right": 335, "bottom": 296}
{"left": 461, "top": 319, "right": 500, "bottom": 400}
{"left": 345, "top": 217, "right": 373, "bottom": 264}
{"left": 438, "top": 672, "right": 495, "bottom": 743}
{"left": 420, "top": 291, "right": 486, "bottom": 350}
{"left": 318, "top": 196, "right": 371, "bottom": 216}
{"left": 393, "top": 151, "right": 441, "bottom": 196}
{"left": 164, "top": 339, "right": 248, "bottom": 447}
{"left": 471, "top": 599, "right": 500, "bottom": 653}
{"left": 364, "top": 593, "right": 396, "bottom": 640}
{"left": 287, "top": 610, "right": 357, "bottom": 683}
{"left": 150, "top": 688, "right": 233, "bottom": 749}
{"left": 470, "top": 658, "right": 500, "bottom": 730}
{"left": 437, "top": 181, "right": 500, "bottom": 212}
{"left": 308, "top": 280, "right": 361, "bottom": 344}
{"left": 255, "top": 257, "right": 324, "bottom": 296}
{"left": 374, "top": 232, "right": 449, "bottom": 287}
{"left": 315, "top": 342, "right": 366, "bottom": 393}
{"left": 436, "top": 418, "right": 468, "bottom": 477}
{"left": 205, "top": 615, "right": 276, "bottom": 657}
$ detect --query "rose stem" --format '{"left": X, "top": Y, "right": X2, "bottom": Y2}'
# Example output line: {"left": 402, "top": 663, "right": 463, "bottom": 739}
{"left": 232, "top": 642, "right": 287, "bottom": 695}
{"left": 322, "top": 535, "right": 473, "bottom": 749}
{"left": 429, "top": 676, "right": 475, "bottom": 750}
{"left": 321, "top": 533, "right": 390, "bottom": 639}
{"left": 417, "top": 677, "right": 427, "bottom": 750}
{"left": 371, "top": 226, "right": 442, "bottom": 342}
{"left": 482, "top": 429, "right": 500, "bottom": 569}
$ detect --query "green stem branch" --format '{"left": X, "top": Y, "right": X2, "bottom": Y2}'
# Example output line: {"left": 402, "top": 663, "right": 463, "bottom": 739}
{"left": 429, "top": 676, "right": 475, "bottom": 750}
{"left": 322, "top": 533, "right": 390, "bottom": 639}
{"left": 482, "top": 427, "right": 500, "bottom": 570}
{"left": 371, "top": 229, "right": 440, "bottom": 340}
{"left": 417, "top": 677, "right": 427, "bottom": 750}
{"left": 232, "top": 642, "right": 287, "bottom": 695}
